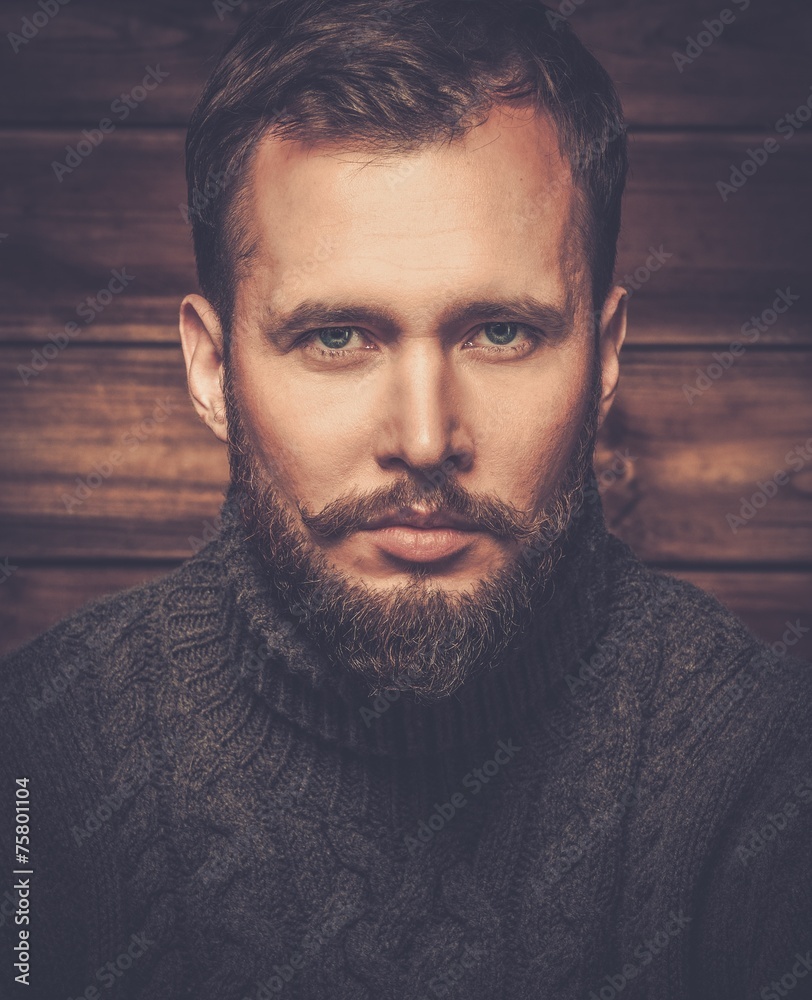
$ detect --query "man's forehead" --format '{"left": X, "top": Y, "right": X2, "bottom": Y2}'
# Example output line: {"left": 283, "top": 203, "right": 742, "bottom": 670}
{"left": 234, "top": 104, "right": 586, "bottom": 321}
{"left": 247, "top": 103, "right": 574, "bottom": 204}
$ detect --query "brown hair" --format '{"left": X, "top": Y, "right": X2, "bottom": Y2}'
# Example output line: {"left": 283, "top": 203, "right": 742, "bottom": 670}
{"left": 185, "top": 0, "right": 628, "bottom": 348}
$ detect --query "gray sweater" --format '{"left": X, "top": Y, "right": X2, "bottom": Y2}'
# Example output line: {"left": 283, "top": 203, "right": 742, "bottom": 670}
{"left": 1, "top": 491, "right": 810, "bottom": 1000}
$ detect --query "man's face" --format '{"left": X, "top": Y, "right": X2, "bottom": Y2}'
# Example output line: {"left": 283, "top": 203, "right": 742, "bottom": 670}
{"left": 180, "top": 104, "right": 626, "bottom": 700}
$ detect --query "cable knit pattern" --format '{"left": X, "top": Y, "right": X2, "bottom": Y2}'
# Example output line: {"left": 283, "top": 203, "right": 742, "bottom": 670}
{"left": 1, "top": 492, "right": 811, "bottom": 1000}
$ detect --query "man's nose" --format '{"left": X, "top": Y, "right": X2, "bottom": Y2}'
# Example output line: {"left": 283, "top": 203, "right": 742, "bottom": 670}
{"left": 373, "top": 344, "right": 474, "bottom": 478}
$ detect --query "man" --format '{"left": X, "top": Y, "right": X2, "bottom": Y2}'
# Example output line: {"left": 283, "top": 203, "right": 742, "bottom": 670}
{"left": 1, "top": 1, "right": 810, "bottom": 998}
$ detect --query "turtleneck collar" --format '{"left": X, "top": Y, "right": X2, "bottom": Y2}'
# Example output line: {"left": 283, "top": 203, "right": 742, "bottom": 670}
{"left": 207, "top": 484, "right": 615, "bottom": 759}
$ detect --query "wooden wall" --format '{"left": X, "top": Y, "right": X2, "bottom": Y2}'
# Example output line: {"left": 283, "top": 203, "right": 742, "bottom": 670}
{"left": 1, "top": 0, "right": 811, "bottom": 657}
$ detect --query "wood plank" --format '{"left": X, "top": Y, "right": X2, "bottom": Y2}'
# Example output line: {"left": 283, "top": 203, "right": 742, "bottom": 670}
{"left": 1, "top": 130, "right": 810, "bottom": 347}
{"left": 0, "top": 0, "right": 810, "bottom": 127}
{"left": 2, "top": 565, "right": 810, "bottom": 660}
{"left": 575, "top": 0, "right": 812, "bottom": 128}
{"left": 0, "top": 0, "right": 226, "bottom": 126}
{"left": 1, "top": 347, "right": 230, "bottom": 557}
{"left": 0, "top": 130, "right": 191, "bottom": 343}
{"left": 0, "top": 346, "right": 810, "bottom": 561}
{"left": 617, "top": 133, "right": 812, "bottom": 316}
{"left": 596, "top": 352, "right": 812, "bottom": 563}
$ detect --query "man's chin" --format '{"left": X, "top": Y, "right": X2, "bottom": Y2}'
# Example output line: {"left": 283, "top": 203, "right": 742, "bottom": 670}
{"left": 321, "top": 554, "right": 511, "bottom": 600}
{"left": 272, "top": 552, "right": 545, "bottom": 702}
{"left": 229, "top": 472, "right": 583, "bottom": 701}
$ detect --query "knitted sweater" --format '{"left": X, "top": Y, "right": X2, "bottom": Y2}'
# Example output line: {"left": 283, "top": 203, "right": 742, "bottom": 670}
{"left": 1, "top": 492, "right": 811, "bottom": 1000}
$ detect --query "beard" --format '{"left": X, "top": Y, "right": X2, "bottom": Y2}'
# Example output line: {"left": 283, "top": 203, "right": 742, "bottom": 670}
{"left": 223, "top": 357, "right": 602, "bottom": 703}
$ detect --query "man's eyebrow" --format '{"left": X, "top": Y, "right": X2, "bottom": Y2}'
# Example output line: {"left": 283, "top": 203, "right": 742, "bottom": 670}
{"left": 442, "top": 298, "right": 573, "bottom": 342}
{"left": 261, "top": 302, "right": 401, "bottom": 348}
{"left": 260, "top": 296, "right": 574, "bottom": 348}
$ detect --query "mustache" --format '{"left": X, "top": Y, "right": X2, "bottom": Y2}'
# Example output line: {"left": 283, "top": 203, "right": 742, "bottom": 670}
{"left": 298, "top": 474, "right": 556, "bottom": 544}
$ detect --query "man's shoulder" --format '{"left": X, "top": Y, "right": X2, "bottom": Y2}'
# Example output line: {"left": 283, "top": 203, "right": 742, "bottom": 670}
{"left": 0, "top": 545, "right": 224, "bottom": 706}
{"left": 603, "top": 537, "right": 811, "bottom": 727}
{"left": 603, "top": 551, "right": 812, "bottom": 997}
{"left": 608, "top": 537, "right": 806, "bottom": 666}
{"left": 605, "top": 537, "right": 812, "bottom": 829}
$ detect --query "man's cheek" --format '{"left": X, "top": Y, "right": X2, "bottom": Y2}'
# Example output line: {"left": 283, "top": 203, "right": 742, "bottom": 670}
{"left": 237, "top": 417, "right": 306, "bottom": 487}
{"left": 280, "top": 443, "right": 361, "bottom": 508}
{"left": 467, "top": 398, "right": 505, "bottom": 446}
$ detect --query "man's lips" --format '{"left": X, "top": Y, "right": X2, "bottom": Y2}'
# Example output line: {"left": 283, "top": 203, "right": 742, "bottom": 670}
{"left": 361, "top": 510, "right": 479, "bottom": 531}
{"left": 357, "top": 510, "right": 482, "bottom": 563}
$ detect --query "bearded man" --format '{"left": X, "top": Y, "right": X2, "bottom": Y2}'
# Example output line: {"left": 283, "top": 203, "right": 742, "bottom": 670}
{"left": 1, "top": 1, "right": 810, "bottom": 998}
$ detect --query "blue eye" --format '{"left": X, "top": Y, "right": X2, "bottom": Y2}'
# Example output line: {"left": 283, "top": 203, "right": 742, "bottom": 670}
{"left": 483, "top": 322, "right": 520, "bottom": 345}
{"left": 317, "top": 327, "right": 354, "bottom": 349}
{"left": 467, "top": 322, "right": 541, "bottom": 354}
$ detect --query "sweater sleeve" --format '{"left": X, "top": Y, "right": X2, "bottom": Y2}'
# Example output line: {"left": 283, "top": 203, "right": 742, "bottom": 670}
{"left": 690, "top": 653, "right": 812, "bottom": 1000}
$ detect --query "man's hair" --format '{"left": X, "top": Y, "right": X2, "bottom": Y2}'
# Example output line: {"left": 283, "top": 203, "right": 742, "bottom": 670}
{"left": 186, "top": 0, "right": 628, "bottom": 347}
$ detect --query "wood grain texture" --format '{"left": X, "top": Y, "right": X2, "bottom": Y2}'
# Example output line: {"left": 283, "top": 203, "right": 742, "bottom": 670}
{"left": 1, "top": 346, "right": 229, "bottom": 557}
{"left": 1, "top": 0, "right": 811, "bottom": 127}
{"left": 2, "top": 564, "right": 809, "bottom": 660}
{"left": 1, "top": 346, "right": 810, "bottom": 561}
{"left": 1, "top": 130, "right": 810, "bottom": 346}
{"left": 574, "top": 0, "right": 812, "bottom": 128}
{"left": 598, "top": 351, "right": 812, "bottom": 563}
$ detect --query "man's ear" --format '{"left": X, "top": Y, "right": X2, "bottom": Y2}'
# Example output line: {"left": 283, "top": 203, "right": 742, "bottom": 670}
{"left": 596, "top": 284, "right": 628, "bottom": 429}
{"left": 178, "top": 294, "right": 229, "bottom": 444}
